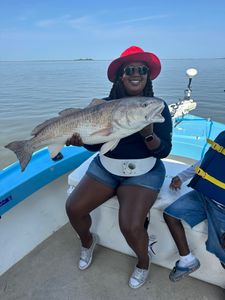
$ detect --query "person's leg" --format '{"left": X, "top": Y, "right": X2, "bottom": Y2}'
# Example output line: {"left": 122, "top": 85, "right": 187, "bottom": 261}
{"left": 117, "top": 159, "right": 166, "bottom": 270}
{"left": 117, "top": 184, "right": 158, "bottom": 288}
{"left": 163, "top": 213, "right": 199, "bottom": 274}
{"left": 66, "top": 174, "right": 115, "bottom": 248}
{"left": 163, "top": 190, "right": 206, "bottom": 281}
{"left": 66, "top": 173, "right": 116, "bottom": 270}
{"left": 163, "top": 190, "right": 206, "bottom": 257}
{"left": 117, "top": 185, "right": 158, "bottom": 269}
{"left": 163, "top": 214, "right": 190, "bottom": 256}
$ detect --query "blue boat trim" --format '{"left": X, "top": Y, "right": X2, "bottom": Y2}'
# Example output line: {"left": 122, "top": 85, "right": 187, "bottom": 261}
{"left": 0, "top": 146, "right": 93, "bottom": 216}
{"left": 0, "top": 195, "right": 12, "bottom": 208}
{"left": 172, "top": 115, "right": 224, "bottom": 159}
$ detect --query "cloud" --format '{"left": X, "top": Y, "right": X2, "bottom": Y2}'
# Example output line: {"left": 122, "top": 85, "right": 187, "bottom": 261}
{"left": 35, "top": 15, "right": 71, "bottom": 28}
{"left": 34, "top": 11, "right": 168, "bottom": 32}
{"left": 68, "top": 16, "right": 92, "bottom": 29}
{"left": 113, "top": 14, "right": 171, "bottom": 25}
{"left": 36, "top": 19, "right": 58, "bottom": 27}
{"left": 34, "top": 14, "right": 98, "bottom": 32}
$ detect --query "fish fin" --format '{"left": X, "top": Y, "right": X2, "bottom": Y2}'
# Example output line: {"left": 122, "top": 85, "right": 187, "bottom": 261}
{"left": 58, "top": 108, "right": 82, "bottom": 117}
{"left": 5, "top": 140, "right": 32, "bottom": 172}
{"left": 90, "top": 127, "right": 113, "bottom": 136}
{"left": 48, "top": 144, "right": 64, "bottom": 158}
{"left": 31, "top": 117, "right": 59, "bottom": 136}
{"left": 100, "top": 139, "right": 120, "bottom": 154}
{"left": 86, "top": 98, "right": 106, "bottom": 107}
{"left": 31, "top": 108, "right": 81, "bottom": 136}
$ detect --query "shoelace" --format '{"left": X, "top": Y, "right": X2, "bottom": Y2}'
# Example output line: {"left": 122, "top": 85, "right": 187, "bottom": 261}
{"left": 80, "top": 247, "right": 91, "bottom": 262}
{"left": 132, "top": 268, "right": 147, "bottom": 281}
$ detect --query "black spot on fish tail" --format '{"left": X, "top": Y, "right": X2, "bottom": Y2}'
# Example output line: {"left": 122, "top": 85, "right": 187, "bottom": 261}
{"left": 5, "top": 140, "right": 32, "bottom": 172}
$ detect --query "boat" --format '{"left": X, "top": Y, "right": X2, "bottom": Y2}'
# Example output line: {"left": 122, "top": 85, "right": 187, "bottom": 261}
{"left": 0, "top": 68, "right": 225, "bottom": 295}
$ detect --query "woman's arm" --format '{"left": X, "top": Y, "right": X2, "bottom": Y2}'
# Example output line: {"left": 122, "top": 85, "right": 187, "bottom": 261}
{"left": 140, "top": 101, "right": 173, "bottom": 158}
{"left": 170, "top": 160, "right": 201, "bottom": 190}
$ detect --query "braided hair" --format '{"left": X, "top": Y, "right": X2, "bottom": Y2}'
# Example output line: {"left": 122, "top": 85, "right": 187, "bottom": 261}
{"left": 108, "top": 65, "right": 154, "bottom": 100}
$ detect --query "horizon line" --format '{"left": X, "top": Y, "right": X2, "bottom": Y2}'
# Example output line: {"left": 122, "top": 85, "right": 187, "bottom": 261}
{"left": 0, "top": 57, "right": 224, "bottom": 62}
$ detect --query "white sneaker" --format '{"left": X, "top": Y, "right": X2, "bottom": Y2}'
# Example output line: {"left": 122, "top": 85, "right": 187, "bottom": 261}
{"left": 129, "top": 255, "right": 151, "bottom": 289}
{"left": 79, "top": 233, "right": 99, "bottom": 270}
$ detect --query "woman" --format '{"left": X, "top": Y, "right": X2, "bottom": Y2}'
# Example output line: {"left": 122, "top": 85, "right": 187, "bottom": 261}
{"left": 66, "top": 46, "right": 172, "bottom": 289}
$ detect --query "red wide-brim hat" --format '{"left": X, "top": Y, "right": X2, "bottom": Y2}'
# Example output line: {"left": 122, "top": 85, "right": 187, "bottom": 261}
{"left": 107, "top": 46, "right": 161, "bottom": 82}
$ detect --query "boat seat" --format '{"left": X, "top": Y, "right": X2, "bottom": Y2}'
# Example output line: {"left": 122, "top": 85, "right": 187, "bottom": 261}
{"left": 68, "top": 154, "right": 224, "bottom": 288}
{"left": 68, "top": 154, "right": 206, "bottom": 232}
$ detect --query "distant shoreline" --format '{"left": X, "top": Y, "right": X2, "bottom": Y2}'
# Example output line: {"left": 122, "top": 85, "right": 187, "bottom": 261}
{"left": 74, "top": 58, "right": 94, "bottom": 61}
{"left": 0, "top": 59, "right": 110, "bottom": 63}
{"left": 0, "top": 58, "right": 224, "bottom": 63}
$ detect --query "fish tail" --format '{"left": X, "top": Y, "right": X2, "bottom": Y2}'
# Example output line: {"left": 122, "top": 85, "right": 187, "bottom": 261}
{"left": 5, "top": 140, "right": 32, "bottom": 172}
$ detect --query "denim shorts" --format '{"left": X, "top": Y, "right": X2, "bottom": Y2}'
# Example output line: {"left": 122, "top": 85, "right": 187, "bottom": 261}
{"left": 86, "top": 154, "right": 166, "bottom": 192}
{"left": 164, "top": 190, "right": 225, "bottom": 264}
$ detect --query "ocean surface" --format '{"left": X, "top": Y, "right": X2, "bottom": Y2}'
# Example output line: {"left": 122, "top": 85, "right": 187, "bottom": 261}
{"left": 0, "top": 59, "right": 225, "bottom": 169}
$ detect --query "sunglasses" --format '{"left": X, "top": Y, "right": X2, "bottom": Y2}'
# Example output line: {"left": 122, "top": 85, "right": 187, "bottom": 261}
{"left": 123, "top": 65, "right": 149, "bottom": 76}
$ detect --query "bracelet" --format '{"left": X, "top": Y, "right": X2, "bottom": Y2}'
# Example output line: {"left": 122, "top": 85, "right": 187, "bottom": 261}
{"left": 144, "top": 134, "right": 154, "bottom": 142}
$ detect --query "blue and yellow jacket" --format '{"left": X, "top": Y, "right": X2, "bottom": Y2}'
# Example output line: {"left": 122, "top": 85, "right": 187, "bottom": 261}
{"left": 189, "top": 131, "right": 225, "bottom": 205}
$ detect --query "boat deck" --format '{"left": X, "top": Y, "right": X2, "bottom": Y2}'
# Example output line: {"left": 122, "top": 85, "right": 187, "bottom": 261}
{"left": 0, "top": 223, "right": 224, "bottom": 300}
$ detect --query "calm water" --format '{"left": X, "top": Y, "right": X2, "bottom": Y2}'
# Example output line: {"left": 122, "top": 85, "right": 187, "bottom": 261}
{"left": 0, "top": 59, "right": 225, "bottom": 169}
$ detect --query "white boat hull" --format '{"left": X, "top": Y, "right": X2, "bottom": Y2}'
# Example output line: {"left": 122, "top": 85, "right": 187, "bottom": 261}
{"left": 0, "top": 174, "right": 69, "bottom": 276}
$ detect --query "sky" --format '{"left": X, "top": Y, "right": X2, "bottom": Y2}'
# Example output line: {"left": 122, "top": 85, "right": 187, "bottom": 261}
{"left": 0, "top": 0, "right": 225, "bottom": 60}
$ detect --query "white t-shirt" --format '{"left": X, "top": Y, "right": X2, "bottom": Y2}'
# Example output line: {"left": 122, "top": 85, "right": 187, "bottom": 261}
{"left": 177, "top": 160, "right": 201, "bottom": 183}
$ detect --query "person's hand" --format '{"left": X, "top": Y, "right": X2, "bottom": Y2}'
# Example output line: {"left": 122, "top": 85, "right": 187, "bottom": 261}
{"left": 170, "top": 176, "right": 182, "bottom": 190}
{"left": 221, "top": 232, "right": 225, "bottom": 249}
{"left": 66, "top": 133, "right": 84, "bottom": 147}
{"left": 140, "top": 123, "right": 153, "bottom": 137}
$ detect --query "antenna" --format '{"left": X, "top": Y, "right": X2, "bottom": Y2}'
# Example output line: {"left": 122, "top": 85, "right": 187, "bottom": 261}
{"left": 184, "top": 68, "right": 198, "bottom": 99}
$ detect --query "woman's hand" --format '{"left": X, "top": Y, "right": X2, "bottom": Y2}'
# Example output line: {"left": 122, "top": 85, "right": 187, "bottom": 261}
{"left": 169, "top": 176, "right": 182, "bottom": 190}
{"left": 66, "top": 133, "right": 84, "bottom": 147}
{"left": 139, "top": 123, "right": 153, "bottom": 137}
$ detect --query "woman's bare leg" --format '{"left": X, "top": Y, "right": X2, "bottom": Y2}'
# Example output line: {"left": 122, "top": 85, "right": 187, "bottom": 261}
{"left": 66, "top": 175, "right": 115, "bottom": 248}
{"left": 117, "top": 185, "right": 158, "bottom": 269}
